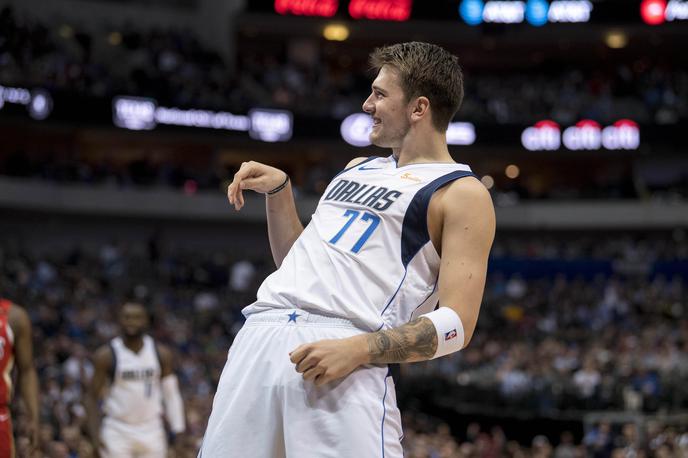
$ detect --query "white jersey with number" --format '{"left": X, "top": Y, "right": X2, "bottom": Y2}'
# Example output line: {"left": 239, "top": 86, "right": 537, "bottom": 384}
{"left": 103, "top": 335, "right": 162, "bottom": 424}
{"left": 244, "top": 155, "right": 474, "bottom": 331}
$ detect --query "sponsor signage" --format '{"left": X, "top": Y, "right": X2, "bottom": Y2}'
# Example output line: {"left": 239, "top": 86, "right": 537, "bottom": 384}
{"left": 112, "top": 96, "right": 293, "bottom": 142}
{"left": 446, "top": 122, "right": 477, "bottom": 145}
{"left": 274, "top": 0, "right": 339, "bottom": 17}
{"left": 248, "top": 108, "right": 294, "bottom": 142}
{"left": 0, "top": 84, "right": 53, "bottom": 120}
{"left": 641, "top": 0, "right": 688, "bottom": 24}
{"left": 521, "top": 120, "right": 561, "bottom": 151}
{"left": 340, "top": 113, "right": 476, "bottom": 147}
{"left": 522, "top": 119, "right": 640, "bottom": 151}
{"left": 459, "top": 0, "right": 592, "bottom": 26}
{"left": 349, "top": 0, "right": 412, "bottom": 21}
{"left": 273, "top": 0, "right": 412, "bottom": 20}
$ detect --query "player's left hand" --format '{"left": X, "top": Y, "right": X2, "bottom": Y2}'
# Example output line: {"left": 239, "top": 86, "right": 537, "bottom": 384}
{"left": 26, "top": 421, "right": 39, "bottom": 454}
{"left": 290, "top": 335, "right": 369, "bottom": 386}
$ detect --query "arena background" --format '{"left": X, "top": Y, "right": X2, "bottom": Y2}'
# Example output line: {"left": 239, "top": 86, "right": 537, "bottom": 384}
{"left": 0, "top": 0, "right": 687, "bottom": 456}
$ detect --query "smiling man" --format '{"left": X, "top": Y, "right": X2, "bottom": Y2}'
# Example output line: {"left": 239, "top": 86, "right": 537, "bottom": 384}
{"left": 199, "top": 42, "right": 495, "bottom": 458}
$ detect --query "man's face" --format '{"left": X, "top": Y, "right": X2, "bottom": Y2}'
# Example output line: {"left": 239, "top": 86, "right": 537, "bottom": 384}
{"left": 362, "top": 65, "right": 411, "bottom": 148}
{"left": 119, "top": 303, "right": 148, "bottom": 338}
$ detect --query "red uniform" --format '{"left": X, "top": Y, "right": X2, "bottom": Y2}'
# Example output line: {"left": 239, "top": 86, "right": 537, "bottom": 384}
{"left": 0, "top": 299, "right": 15, "bottom": 458}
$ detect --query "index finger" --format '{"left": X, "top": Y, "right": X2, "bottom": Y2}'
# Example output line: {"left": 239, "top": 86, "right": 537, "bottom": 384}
{"left": 230, "top": 163, "right": 252, "bottom": 200}
{"left": 226, "top": 182, "right": 242, "bottom": 210}
{"left": 289, "top": 344, "right": 310, "bottom": 364}
{"left": 227, "top": 182, "right": 235, "bottom": 204}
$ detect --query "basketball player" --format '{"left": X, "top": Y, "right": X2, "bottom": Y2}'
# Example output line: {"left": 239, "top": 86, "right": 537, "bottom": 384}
{"left": 0, "top": 299, "right": 39, "bottom": 458}
{"left": 86, "top": 302, "right": 185, "bottom": 458}
{"left": 200, "top": 42, "right": 495, "bottom": 457}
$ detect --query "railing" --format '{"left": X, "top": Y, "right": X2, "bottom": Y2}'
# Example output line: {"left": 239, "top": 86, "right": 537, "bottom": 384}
{"left": 2, "top": 176, "right": 687, "bottom": 229}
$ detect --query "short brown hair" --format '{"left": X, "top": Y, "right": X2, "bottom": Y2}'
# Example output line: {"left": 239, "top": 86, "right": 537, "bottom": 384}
{"left": 369, "top": 42, "right": 464, "bottom": 132}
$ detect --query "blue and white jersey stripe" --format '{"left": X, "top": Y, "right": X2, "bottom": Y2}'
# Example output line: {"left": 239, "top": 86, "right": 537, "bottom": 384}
{"left": 244, "top": 155, "right": 475, "bottom": 331}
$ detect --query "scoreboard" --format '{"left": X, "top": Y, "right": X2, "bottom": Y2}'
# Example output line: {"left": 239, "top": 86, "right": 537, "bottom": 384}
{"left": 247, "top": 0, "right": 688, "bottom": 26}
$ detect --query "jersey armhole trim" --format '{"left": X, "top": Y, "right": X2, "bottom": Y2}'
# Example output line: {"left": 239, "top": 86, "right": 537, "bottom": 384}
{"left": 153, "top": 341, "right": 163, "bottom": 372}
{"left": 400, "top": 171, "right": 476, "bottom": 268}
{"left": 108, "top": 341, "right": 117, "bottom": 384}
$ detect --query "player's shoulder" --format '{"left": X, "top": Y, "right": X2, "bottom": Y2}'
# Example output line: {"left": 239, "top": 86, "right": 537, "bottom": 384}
{"left": 153, "top": 342, "right": 175, "bottom": 374}
{"left": 7, "top": 301, "right": 27, "bottom": 320}
{"left": 445, "top": 174, "right": 490, "bottom": 200}
{"left": 7, "top": 302, "right": 30, "bottom": 333}
{"left": 154, "top": 342, "right": 172, "bottom": 358}
{"left": 94, "top": 343, "right": 114, "bottom": 358}
{"left": 344, "top": 156, "right": 371, "bottom": 169}
{"left": 153, "top": 341, "right": 174, "bottom": 364}
{"left": 440, "top": 175, "right": 494, "bottom": 216}
{"left": 93, "top": 344, "right": 115, "bottom": 367}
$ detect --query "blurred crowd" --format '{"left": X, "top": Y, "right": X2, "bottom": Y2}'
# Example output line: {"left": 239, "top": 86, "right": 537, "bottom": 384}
{"left": 406, "top": 273, "right": 687, "bottom": 413}
{"left": 240, "top": 49, "right": 688, "bottom": 125}
{"left": 3, "top": 148, "right": 688, "bottom": 201}
{"left": 1, "top": 6, "right": 686, "bottom": 125}
{"left": 0, "top": 147, "right": 341, "bottom": 198}
{"left": 403, "top": 414, "right": 688, "bottom": 458}
{"left": 492, "top": 232, "right": 688, "bottom": 262}
{"left": 0, "top": 148, "right": 235, "bottom": 193}
{"left": 0, "top": 230, "right": 685, "bottom": 456}
{"left": 0, "top": 6, "right": 226, "bottom": 107}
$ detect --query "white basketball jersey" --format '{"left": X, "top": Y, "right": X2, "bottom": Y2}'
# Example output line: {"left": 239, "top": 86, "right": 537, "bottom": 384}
{"left": 245, "top": 155, "right": 474, "bottom": 331}
{"left": 103, "top": 335, "right": 162, "bottom": 424}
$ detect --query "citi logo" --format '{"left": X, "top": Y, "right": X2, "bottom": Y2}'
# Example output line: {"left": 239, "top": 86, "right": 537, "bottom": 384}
{"left": 521, "top": 119, "right": 640, "bottom": 151}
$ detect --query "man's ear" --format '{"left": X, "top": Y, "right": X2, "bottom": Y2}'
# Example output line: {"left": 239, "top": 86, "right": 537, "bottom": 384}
{"left": 410, "top": 96, "right": 430, "bottom": 123}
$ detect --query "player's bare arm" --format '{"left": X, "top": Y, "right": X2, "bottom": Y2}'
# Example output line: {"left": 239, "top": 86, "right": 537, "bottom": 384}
{"left": 85, "top": 345, "right": 113, "bottom": 457}
{"left": 227, "top": 160, "right": 303, "bottom": 267}
{"left": 290, "top": 177, "right": 495, "bottom": 385}
{"left": 157, "top": 344, "right": 174, "bottom": 377}
{"left": 9, "top": 305, "right": 39, "bottom": 450}
{"left": 364, "top": 177, "right": 495, "bottom": 361}
{"left": 365, "top": 317, "right": 438, "bottom": 362}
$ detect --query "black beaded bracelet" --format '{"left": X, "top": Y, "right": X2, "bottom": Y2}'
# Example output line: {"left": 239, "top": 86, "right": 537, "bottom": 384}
{"left": 266, "top": 175, "right": 290, "bottom": 195}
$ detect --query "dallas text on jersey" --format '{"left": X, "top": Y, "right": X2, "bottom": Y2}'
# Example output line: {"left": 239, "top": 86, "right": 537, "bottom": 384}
{"left": 120, "top": 368, "right": 156, "bottom": 381}
{"left": 323, "top": 179, "right": 402, "bottom": 211}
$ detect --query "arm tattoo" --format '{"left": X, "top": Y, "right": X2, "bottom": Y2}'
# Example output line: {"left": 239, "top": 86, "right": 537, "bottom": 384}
{"left": 365, "top": 317, "right": 438, "bottom": 364}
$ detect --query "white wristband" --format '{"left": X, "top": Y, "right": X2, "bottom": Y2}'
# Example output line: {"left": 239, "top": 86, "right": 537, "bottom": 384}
{"left": 420, "top": 307, "right": 465, "bottom": 359}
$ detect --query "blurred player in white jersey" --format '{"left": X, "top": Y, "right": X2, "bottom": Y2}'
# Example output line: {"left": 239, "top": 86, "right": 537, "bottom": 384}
{"left": 200, "top": 41, "right": 495, "bottom": 457}
{"left": 86, "top": 302, "right": 185, "bottom": 458}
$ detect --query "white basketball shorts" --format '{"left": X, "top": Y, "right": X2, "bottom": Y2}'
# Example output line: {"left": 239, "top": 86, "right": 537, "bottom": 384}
{"left": 198, "top": 309, "right": 403, "bottom": 458}
{"left": 101, "top": 416, "right": 166, "bottom": 458}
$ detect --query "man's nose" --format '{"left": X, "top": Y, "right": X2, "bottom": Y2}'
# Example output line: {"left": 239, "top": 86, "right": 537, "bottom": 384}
{"left": 362, "top": 96, "right": 374, "bottom": 113}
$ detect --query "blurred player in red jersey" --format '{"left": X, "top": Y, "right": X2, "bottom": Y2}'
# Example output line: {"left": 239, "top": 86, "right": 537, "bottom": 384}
{"left": 0, "top": 298, "right": 39, "bottom": 457}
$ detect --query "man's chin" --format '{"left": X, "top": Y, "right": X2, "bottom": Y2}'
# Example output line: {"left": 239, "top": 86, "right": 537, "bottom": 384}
{"left": 123, "top": 331, "right": 143, "bottom": 339}
{"left": 369, "top": 134, "right": 388, "bottom": 148}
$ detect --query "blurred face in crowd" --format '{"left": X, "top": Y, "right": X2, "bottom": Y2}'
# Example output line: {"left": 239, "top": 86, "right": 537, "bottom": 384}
{"left": 362, "top": 65, "right": 411, "bottom": 150}
{"left": 119, "top": 302, "right": 148, "bottom": 338}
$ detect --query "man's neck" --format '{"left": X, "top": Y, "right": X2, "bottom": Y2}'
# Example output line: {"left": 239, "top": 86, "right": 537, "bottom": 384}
{"left": 394, "top": 130, "right": 453, "bottom": 167}
{"left": 122, "top": 335, "right": 145, "bottom": 352}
